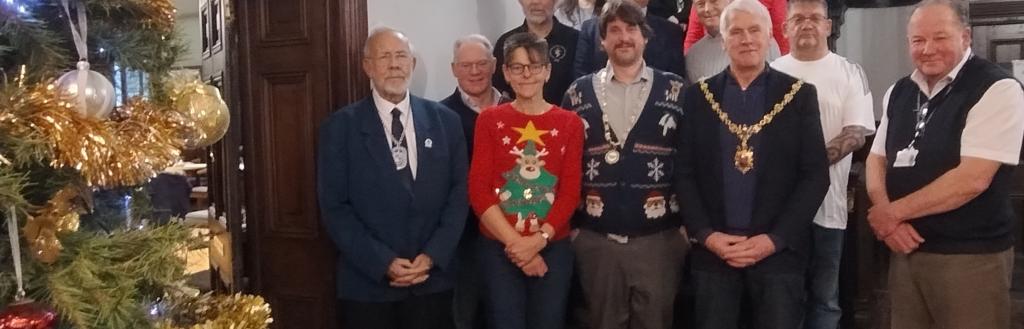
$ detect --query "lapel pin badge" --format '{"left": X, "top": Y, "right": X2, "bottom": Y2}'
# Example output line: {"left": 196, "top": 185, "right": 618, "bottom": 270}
{"left": 425, "top": 138, "right": 433, "bottom": 148}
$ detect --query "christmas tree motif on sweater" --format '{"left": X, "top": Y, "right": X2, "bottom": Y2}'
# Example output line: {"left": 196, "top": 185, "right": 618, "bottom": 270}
{"left": 499, "top": 141, "right": 558, "bottom": 233}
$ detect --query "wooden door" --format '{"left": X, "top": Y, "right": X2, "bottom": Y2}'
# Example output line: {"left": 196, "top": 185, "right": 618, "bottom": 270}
{"left": 235, "top": 0, "right": 367, "bottom": 327}
{"left": 969, "top": 1, "right": 1024, "bottom": 325}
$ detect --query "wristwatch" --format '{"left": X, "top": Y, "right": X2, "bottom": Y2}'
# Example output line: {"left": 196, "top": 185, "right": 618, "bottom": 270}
{"left": 539, "top": 231, "right": 551, "bottom": 242}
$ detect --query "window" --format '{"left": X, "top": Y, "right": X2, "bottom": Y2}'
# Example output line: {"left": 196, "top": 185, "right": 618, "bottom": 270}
{"left": 112, "top": 64, "right": 149, "bottom": 107}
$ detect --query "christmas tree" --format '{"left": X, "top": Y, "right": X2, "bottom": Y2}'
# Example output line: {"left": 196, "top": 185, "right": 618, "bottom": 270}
{"left": 0, "top": 0, "right": 269, "bottom": 328}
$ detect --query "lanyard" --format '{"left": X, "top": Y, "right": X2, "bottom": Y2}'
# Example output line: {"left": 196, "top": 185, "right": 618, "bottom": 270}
{"left": 906, "top": 79, "right": 956, "bottom": 149}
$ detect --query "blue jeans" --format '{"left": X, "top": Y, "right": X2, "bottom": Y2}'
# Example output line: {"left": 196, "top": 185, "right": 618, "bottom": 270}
{"left": 804, "top": 225, "right": 844, "bottom": 329}
{"left": 477, "top": 237, "right": 574, "bottom": 329}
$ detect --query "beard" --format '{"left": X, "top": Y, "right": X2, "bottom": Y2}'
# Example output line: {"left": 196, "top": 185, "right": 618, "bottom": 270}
{"left": 586, "top": 201, "right": 604, "bottom": 217}
{"left": 608, "top": 42, "right": 642, "bottom": 66}
{"left": 376, "top": 78, "right": 410, "bottom": 100}
{"left": 645, "top": 205, "right": 666, "bottom": 219}
{"left": 525, "top": 12, "right": 550, "bottom": 25}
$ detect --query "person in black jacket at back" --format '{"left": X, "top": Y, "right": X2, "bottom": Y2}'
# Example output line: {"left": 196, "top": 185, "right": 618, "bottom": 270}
{"left": 574, "top": 0, "right": 686, "bottom": 80}
{"left": 439, "top": 33, "right": 509, "bottom": 329}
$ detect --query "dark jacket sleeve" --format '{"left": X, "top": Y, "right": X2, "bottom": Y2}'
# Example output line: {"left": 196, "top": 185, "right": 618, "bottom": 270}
{"left": 768, "top": 85, "right": 829, "bottom": 248}
{"left": 664, "top": 23, "right": 687, "bottom": 83}
{"left": 421, "top": 106, "right": 469, "bottom": 271}
{"left": 317, "top": 112, "right": 398, "bottom": 281}
{"left": 493, "top": 35, "right": 512, "bottom": 98}
{"left": 574, "top": 20, "right": 597, "bottom": 79}
{"left": 675, "top": 87, "right": 715, "bottom": 242}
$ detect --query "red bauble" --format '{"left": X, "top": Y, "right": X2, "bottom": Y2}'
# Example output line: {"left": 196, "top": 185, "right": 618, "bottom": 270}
{"left": 0, "top": 300, "right": 56, "bottom": 329}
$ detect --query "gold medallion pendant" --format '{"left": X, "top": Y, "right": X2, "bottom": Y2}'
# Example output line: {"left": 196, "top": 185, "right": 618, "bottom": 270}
{"left": 734, "top": 145, "right": 754, "bottom": 174}
{"left": 699, "top": 79, "right": 804, "bottom": 174}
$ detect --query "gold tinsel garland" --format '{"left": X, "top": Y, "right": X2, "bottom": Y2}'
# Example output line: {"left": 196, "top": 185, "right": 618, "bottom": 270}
{"left": 158, "top": 293, "right": 274, "bottom": 329}
{"left": 141, "top": 0, "right": 177, "bottom": 35}
{"left": 21, "top": 187, "right": 81, "bottom": 263}
{"left": 8, "top": 83, "right": 184, "bottom": 188}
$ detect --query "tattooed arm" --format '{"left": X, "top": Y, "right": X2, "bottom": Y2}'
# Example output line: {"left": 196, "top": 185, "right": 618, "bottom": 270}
{"left": 825, "top": 125, "right": 872, "bottom": 165}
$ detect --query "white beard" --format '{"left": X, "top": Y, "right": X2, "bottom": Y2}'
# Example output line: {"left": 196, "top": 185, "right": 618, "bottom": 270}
{"left": 645, "top": 204, "right": 666, "bottom": 219}
{"left": 586, "top": 201, "right": 604, "bottom": 217}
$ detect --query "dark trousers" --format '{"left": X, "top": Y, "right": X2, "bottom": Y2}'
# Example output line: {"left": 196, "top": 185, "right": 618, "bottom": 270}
{"left": 453, "top": 234, "right": 485, "bottom": 329}
{"left": 337, "top": 290, "right": 454, "bottom": 329}
{"left": 690, "top": 249, "right": 806, "bottom": 329}
{"left": 477, "top": 237, "right": 574, "bottom": 329}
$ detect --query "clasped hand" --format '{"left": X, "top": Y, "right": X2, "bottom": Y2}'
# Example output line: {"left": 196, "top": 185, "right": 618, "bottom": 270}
{"left": 387, "top": 254, "right": 432, "bottom": 287}
{"left": 868, "top": 203, "right": 924, "bottom": 254}
{"left": 505, "top": 234, "right": 548, "bottom": 277}
{"left": 705, "top": 233, "right": 776, "bottom": 268}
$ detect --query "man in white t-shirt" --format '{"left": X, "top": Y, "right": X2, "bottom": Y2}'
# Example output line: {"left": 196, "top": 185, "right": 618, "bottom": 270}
{"left": 770, "top": 0, "right": 874, "bottom": 327}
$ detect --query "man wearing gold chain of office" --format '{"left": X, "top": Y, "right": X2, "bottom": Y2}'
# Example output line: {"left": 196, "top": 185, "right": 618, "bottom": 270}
{"left": 560, "top": 1, "right": 690, "bottom": 328}
{"left": 673, "top": 0, "right": 830, "bottom": 327}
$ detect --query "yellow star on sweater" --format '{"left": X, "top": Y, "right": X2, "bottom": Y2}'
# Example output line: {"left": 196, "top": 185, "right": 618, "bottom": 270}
{"left": 512, "top": 120, "right": 549, "bottom": 146}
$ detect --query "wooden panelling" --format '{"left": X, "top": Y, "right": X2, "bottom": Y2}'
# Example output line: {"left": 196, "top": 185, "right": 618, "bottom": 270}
{"left": 259, "top": 0, "right": 309, "bottom": 45}
{"left": 259, "top": 72, "right": 319, "bottom": 238}
{"left": 970, "top": 1, "right": 1024, "bottom": 26}
{"left": 237, "top": 0, "right": 367, "bottom": 327}
{"left": 269, "top": 294, "right": 327, "bottom": 329}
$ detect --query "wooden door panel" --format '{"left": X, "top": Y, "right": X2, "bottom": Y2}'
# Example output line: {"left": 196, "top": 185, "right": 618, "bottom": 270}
{"left": 258, "top": 72, "right": 321, "bottom": 237}
{"left": 237, "top": 0, "right": 367, "bottom": 327}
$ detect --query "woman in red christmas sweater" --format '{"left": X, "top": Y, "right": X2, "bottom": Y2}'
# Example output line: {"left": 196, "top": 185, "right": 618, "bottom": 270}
{"left": 468, "top": 32, "right": 583, "bottom": 329}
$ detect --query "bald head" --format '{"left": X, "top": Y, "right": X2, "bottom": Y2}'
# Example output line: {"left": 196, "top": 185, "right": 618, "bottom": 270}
{"left": 362, "top": 27, "right": 416, "bottom": 103}
{"left": 363, "top": 27, "right": 414, "bottom": 58}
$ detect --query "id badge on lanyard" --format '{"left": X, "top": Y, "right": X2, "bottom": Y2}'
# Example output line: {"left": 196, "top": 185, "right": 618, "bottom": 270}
{"left": 894, "top": 146, "right": 918, "bottom": 168}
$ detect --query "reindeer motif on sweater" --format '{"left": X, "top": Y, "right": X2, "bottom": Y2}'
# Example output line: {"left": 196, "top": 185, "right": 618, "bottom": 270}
{"left": 498, "top": 141, "right": 557, "bottom": 233}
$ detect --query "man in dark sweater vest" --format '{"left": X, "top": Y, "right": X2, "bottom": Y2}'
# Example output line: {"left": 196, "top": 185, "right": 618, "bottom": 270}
{"left": 675, "top": 0, "right": 830, "bottom": 327}
{"left": 494, "top": 0, "right": 578, "bottom": 104}
{"left": 439, "top": 34, "right": 509, "bottom": 329}
{"left": 561, "top": 2, "right": 690, "bottom": 328}
{"left": 865, "top": 1, "right": 1024, "bottom": 328}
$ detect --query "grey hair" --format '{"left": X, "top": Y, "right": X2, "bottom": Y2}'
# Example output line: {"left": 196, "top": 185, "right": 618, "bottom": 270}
{"left": 913, "top": 0, "right": 970, "bottom": 29}
{"left": 363, "top": 26, "right": 415, "bottom": 58}
{"left": 719, "top": 0, "right": 773, "bottom": 39}
{"left": 787, "top": 0, "right": 829, "bottom": 13}
{"left": 452, "top": 34, "right": 495, "bottom": 59}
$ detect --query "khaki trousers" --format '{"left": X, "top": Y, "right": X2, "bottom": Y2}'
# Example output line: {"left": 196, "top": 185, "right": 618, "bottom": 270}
{"left": 889, "top": 248, "right": 1014, "bottom": 329}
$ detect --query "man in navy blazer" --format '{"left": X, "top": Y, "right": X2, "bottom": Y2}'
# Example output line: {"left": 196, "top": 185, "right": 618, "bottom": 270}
{"left": 574, "top": 0, "right": 686, "bottom": 80}
{"left": 318, "top": 27, "right": 467, "bottom": 329}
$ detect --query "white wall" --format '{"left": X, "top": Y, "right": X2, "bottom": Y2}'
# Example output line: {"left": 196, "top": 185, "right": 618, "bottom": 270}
{"left": 176, "top": 13, "right": 203, "bottom": 68}
{"left": 367, "top": 0, "right": 526, "bottom": 100}
{"left": 836, "top": 6, "right": 916, "bottom": 118}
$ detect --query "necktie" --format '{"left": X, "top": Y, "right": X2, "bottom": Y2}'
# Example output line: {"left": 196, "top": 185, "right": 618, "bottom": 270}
{"left": 391, "top": 108, "right": 414, "bottom": 188}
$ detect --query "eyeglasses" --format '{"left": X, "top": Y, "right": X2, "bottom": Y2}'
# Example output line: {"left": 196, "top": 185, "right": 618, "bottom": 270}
{"left": 372, "top": 52, "right": 413, "bottom": 63}
{"left": 787, "top": 14, "right": 828, "bottom": 26}
{"left": 455, "top": 60, "right": 493, "bottom": 71}
{"left": 506, "top": 63, "right": 548, "bottom": 75}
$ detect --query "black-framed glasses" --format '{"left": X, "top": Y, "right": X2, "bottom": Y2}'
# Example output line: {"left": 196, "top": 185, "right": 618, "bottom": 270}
{"left": 506, "top": 63, "right": 548, "bottom": 75}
